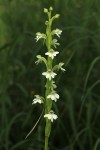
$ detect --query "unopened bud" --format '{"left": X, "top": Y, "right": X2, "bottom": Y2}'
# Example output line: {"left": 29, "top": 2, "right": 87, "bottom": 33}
{"left": 44, "top": 8, "right": 48, "bottom": 13}
{"left": 55, "top": 14, "right": 60, "bottom": 18}
{"left": 49, "top": 6, "right": 53, "bottom": 11}
{"left": 45, "top": 21, "right": 48, "bottom": 25}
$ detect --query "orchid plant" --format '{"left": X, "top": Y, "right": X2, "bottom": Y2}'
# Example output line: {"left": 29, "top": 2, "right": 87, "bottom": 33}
{"left": 28, "top": 7, "right": 65, "bottom": 150}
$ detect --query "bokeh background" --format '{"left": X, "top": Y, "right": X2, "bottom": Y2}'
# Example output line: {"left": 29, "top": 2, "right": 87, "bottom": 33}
{"left": 0, "top": 0, "right": 100, "bottom": 150}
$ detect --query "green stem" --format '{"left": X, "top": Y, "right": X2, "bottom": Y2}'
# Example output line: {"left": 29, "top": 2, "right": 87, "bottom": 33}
{"left": 44, "top": 10, "right": 52, "bottom": 150}
{"left": 45, "top": 135, "right": 48, "bottom": 150}
{"left": 45, "top": 119, "right": 51, "bottom": 150}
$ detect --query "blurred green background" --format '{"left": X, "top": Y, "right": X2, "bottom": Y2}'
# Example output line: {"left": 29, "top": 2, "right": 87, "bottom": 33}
{"left": 0, "top": 0, "right": 100, "bottom": 150}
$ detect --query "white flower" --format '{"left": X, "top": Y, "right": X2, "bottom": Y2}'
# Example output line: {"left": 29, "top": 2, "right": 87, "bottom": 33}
{"left": 45, "top": 49, "right": 59, "bottom": 59}
{"left": 53, "top": 29, "right": 62, "bottom": 38}
{"left": 32, "top": 95, "right": 43, "bottom": 104}
{"left": 35, "top": 55, "right": 47, "bottom": 65}
{"left": 35, "top": 55, "right": 42, "bottom": 64}
{"left": 47, "top": 91, "right": 59, "bottom": 102}
{"left": 52, "top": 39, "right": 60, "bottom": 48}
{"left": 44, "top": 110, "right": 58, "bottom": 122}
{"left": 45, "top": 80, "right": 57, "bottom": 90}
{"left": 51, "top": 81, "right": 57, "bottom": 89}
{"left": 42, "top": 70, "right": 57, "bottom": 80}
{"left": 35, "top": 32, "right": 46, "bottom": 42}
{"left": 59, "top": 63, "right": 66, "bottom": 72}
{"left": 53, "top": 63, "right": 66, "bottom": 72}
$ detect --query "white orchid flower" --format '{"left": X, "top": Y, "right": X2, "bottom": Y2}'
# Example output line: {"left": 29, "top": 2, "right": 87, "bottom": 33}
{"left": 35, "top": 32, "right": 46, "bottom": 42}
{"left": 52, "top": 39, "right": 60, "bottom": 48}
{"left": 42, "top": 70, "right": 57, "bottom": 80}
{"left": 45, "top": 49, "right": 59, "bottom": 59}
{"left": 32, "top": 95, "right": 43, "bottom": 104}
{"left": 47, "top": 91, "right": 59, "bottom": 102}
{"left": 52, "top": 28, "right": 62, "bottom": 38}
{"left": 44, "top": 110, "right": 58, "bottom": 122}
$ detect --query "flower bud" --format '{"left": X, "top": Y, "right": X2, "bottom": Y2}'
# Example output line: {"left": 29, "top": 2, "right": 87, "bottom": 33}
{"left": 44, "top": 8, "right": 48, "bottom": 13}
{"left": 45, "top": 21, "right": 48, "bottom": 25}
{"left": 49, "top": 6, "right": 53, "bottom": 11}
{"left": 55, "top": 14, "right": 60, "bottom": 18}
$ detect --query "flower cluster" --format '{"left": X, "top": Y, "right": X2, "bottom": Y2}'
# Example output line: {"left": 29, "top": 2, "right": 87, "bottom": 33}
{"left": 32, "top": 7, "right": 65, "bottom": 123}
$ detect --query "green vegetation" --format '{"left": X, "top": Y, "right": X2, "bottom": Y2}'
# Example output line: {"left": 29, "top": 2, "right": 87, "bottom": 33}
{"left": 0, "top": 0, "right": 100, "bottom": 150}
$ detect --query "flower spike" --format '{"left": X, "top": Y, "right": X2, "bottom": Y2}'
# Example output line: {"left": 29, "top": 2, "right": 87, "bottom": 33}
{"left": 32, "top": 7, "right": 65, "bottom": 150}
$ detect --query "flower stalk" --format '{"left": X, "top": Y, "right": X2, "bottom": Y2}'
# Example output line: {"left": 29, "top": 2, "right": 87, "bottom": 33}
{"left": 32, "top": 7, "right": 65, "bottom": 150}
{"left": 44, "top": 9, "right": 53, "bottom": 150}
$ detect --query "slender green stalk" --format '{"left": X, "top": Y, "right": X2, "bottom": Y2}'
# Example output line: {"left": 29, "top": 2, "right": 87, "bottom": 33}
{"left": 32, "top": 6, "right": 65, "bottom": 150}
{"left": 45, "top": 10, "right": 52, "bottom": 150}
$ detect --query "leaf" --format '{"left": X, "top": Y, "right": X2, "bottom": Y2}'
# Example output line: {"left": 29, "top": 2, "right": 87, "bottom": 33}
{"left": 25, "top": 108, "right": 44, "bottom": 139}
